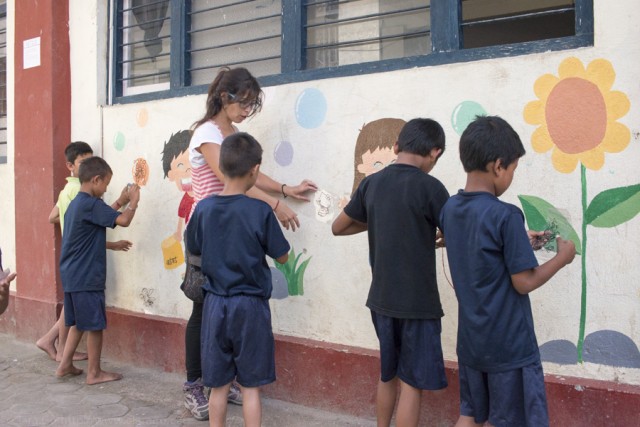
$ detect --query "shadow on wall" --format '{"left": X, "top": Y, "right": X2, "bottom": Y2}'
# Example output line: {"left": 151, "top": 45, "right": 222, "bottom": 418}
{"left": 540, "top": 330, "right": 640, "bottom": 368}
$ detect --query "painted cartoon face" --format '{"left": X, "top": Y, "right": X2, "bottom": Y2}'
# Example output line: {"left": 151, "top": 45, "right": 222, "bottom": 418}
{"left": 167, "top": 150, "right": 192, "bottom": 192}
{"left": 356, "top": 147, "right": 397, "bottom": 177}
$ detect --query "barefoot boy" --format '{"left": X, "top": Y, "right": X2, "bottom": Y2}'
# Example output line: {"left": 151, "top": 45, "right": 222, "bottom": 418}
{"left": 439, "top": 116, "right": 576, "bottom": 427}
{"left": 55, "top": 156, "right": 140, "bottom": 384}
{"left": 186, "top": 132, "right": 290, "bottom": 427}
{"left": 332, "top": 118, "right": 450, "bottom": 427}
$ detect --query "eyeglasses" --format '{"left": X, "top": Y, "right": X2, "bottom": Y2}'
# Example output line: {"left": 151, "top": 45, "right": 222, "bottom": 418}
{"left": 227, "top": 93, "right": 259, "bottom": 111}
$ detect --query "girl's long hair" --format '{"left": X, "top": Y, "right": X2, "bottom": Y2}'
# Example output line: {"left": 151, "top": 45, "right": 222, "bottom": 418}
{"left": 192, "top": 67, "right": 263, "bottom": 130}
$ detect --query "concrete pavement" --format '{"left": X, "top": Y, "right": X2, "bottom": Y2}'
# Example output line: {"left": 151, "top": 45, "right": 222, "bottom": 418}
{"left": 0, "top": 333, "right": 376, "bottom": 426}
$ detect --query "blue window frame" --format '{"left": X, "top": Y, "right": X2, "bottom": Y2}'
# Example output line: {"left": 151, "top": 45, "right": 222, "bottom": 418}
{"left": 110, "top": 0, "right": 593, "bottom": 104}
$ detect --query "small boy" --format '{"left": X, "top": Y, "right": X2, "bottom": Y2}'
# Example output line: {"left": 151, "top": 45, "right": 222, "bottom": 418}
{"left": 439, "top": 116, "right": 576, "bottom": 427}
{"left": 55, "top": 156, "right": 141, "bottom": 384}
{"left": 0, "top": 248, "right": 17, "bottom": 316}
{"left": 332, "top": 118, "right": 450, "bottom": 427}
{"left": 186, "top": 132, "right": 289, "bottom": 427}
{"left": 37, "top": 141, "right": 132, "bottom": 361}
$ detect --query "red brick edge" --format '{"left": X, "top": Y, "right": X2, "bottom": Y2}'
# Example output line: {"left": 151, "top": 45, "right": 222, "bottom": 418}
{"left": 2, "top": 298, "right": 639, "bottom": 426}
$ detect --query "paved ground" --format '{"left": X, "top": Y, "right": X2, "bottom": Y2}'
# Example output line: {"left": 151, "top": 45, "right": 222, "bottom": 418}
{"left": 0, "top": 333, "right": 376, "bottom": 426}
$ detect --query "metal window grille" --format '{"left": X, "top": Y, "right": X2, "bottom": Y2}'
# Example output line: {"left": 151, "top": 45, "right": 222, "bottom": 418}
{"left": 115, "top": 0, "right": 172, "bottom": 96}
{"left": 304, "top": 0, "right": 431, "bottom": 70}
{"left": 461, "top": 0, "right": 576, "bottom": 49}
{"left": 189, "top": 0, "right": 282, "bottom": 86}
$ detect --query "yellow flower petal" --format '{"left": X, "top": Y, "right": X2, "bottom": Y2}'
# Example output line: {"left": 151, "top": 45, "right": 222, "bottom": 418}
{"left": 579, "top": 148, "right": 605, "bottom": 171}
{"left": 586, "top": 59, "right": 615, "bottom": 93}
{"left": 551, "top": 147, "right": 579, "bottom": 173}
{"left": 558, "top": 57, "right": 586, "bottom": 79}
{"left": 533, "top": 74, "right": 558, "bottom": 99}
{"left": 531, "top": 126, "right": 554, "bottom": 153}
{"left": 605, "top": 91, "right": 631, "bottom": 120}
{"left": 523, "top": 100, "right": 545, "bottom": 125}
{"left": 600, "top": 121, "right": 631, "bottom": 153}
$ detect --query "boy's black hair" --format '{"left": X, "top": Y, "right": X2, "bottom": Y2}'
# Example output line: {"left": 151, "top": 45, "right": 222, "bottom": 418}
{"left": 397, "top": 118, "right": 446, "bottom": 157}
{"left": 161, "top": 130, "right": 191, "bottom": 177}
{"left": 459, "top": 115, "right": 526, "bottom": 173}
{"left": 78, "top": 156, "right": 113, "bottom": 183}
{"left": 64, "top": 141, "right": 93, "bottom": 164}
{"left": 219, "top": 132, "right": 262, "bottom": 178}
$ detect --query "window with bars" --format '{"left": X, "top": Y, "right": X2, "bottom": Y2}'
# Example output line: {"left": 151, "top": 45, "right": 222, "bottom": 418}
{"left": 111, "top": 0, "right": 592, "bottom": 103}
{"left": 0, "top": 2, "right": 7, "bottom": 164}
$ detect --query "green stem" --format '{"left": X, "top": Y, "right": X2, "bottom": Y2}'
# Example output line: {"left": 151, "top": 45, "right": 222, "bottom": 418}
{"left": 577, "top": 164, "right": 588, "bottom": 362}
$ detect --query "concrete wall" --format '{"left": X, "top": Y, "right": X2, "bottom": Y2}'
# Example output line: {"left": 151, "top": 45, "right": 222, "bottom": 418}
{"left": 60, "top": 0, "right": 640, "bottom": 386}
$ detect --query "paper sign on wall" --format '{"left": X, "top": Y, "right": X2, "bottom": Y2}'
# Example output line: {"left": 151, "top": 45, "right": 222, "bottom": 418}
{"left": 23, "top": 37, "right": 41, "bottom": 69}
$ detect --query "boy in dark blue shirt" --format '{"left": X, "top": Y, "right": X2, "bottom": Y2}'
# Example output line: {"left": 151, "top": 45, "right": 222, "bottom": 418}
{"left": 186, "top": 132, "right": 290, "bottom": 427}
{"left": 440, "top": 116, "right": 576, "bottom": 427}
{"left": 332, "top": 118, "right": 449, "bottom": 427}
{"left": 55, "top": 157, "right": 140, "bottom": 384}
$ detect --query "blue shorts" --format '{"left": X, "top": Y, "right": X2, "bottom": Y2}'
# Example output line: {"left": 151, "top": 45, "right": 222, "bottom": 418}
{"left": 370, "top": 311, "right": 447, "bottom": 390}
{"left": 64, "top": 291, "right": 107, "bottom": 331}
{"left": 201, "top": 293, "right": 275, "bottom": 388}
{"left": 458, "top": 360, "right": 549, "bottom": 427}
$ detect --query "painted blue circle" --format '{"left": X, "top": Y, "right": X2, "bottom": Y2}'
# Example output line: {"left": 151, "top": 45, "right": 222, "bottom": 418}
{"left": 295, "top": 88, "right": 327, "bottom": 129}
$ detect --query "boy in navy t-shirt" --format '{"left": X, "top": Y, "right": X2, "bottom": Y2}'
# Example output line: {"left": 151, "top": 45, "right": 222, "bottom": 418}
{"left": 55, "top": 157, "right": 140, "bottom": 384}
{"left": 186, "top": 132, "right": 289, "bottom": 427}
{"left": 332, "top": 118, "right": 450, "bottom": 427}
{"left": 440, "top": 116, "right": 576, "bottom": 427}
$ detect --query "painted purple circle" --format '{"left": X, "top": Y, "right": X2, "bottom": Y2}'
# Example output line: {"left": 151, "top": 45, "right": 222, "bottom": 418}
{"left": 274, "top": 141, "right": 293, "bottom": 167}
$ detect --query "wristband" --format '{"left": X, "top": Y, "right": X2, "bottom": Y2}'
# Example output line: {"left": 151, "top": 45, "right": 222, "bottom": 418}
{"left": 114, "top": 201, "right": 122, "bottom": 209}
{"left": 281, "top": 184, "right": 288, "bottom": 198}
{"left": 273, "top": 200, "right": 280, "bottom": 212}
{"left": 127, "top": 205, "right": 137, "bottom": 211}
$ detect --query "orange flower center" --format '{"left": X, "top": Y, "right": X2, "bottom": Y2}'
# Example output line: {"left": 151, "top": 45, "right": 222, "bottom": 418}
{"left": 545, "top": 78, "right": 607, "bottom": 154}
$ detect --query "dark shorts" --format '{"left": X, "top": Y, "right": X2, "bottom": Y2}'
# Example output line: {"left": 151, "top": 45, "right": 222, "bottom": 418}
{"left": 201, "top": 293, "right": 275, "bottom": 388}
{"left": 458, "top": 360, "right": 549, "bottom": 427}
{"left": 370, "top": 311, "right": 447, "bottom": 390}
{"left": 64, "top": 291, "right": 107, "bottom": 331}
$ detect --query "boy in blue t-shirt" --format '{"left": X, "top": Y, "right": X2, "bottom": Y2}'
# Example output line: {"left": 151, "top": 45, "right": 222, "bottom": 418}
{"left": 55, "top": 156, "right": 141, "bottom": 385}
{"left": 332, "top": 118, "right": 450, "bottom": 427}
{"left": 439, "top": 116, "right": 576, "bottom": 427}
{"left": 186, "top": 132, "right": 290, "bottom": 427}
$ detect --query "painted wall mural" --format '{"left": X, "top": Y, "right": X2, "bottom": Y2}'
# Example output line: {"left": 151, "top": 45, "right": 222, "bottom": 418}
{"left": 522, "top": 57, "right": 639, "bottom": 364}
{"left": 160, "top": 130, "right": 193, "bottom": 270}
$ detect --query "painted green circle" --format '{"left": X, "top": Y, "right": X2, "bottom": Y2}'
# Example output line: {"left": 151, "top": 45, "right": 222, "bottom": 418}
{"left": 114, "top": 132, "right": 125, "bottom": 151}
{"left": 451, "top": 101, "right": 487, "bottom": 135}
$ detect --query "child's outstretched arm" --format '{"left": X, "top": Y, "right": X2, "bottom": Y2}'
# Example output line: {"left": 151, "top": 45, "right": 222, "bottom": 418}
{"left": 332, "top": 211, "right": 367, "bottom": 236}
{"left": 511, "top": 237, "right": 576, "bottom": 294}
{"left": 48, "top": 205, "right": 60, "bottom": 224}
{"left": 107, "top": 240, "right": 133, "bottom": 251}
{"left": 115, "top": 184, "right": 140, "bottom": 227}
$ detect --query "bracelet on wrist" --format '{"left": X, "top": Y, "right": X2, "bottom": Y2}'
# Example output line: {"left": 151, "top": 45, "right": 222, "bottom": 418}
{"left": 114, "top": 201, "right": 122, "bottom": 209}
{"left": 127, "top": 205, "right": 137, "bottom": 211}
{"left": 273, "top": 199, "right": 280, "bottom": 212}
{"left": 281, "top": 183, "right": 288, "bottom": 198}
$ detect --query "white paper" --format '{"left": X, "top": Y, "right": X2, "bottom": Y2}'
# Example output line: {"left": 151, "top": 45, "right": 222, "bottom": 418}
{"left": 23, "top": 37, "right": 41, "bottom": 69}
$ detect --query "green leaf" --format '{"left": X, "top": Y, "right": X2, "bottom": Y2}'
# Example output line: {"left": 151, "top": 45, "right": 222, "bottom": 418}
{"left": 518, "top": 195, "right": 582, "bottom": 255}
{"left": 585, "top": 184, "right": 640, "bottom": 228}
{"left": 293, "top": 257, "right": 312, "bottom": 296}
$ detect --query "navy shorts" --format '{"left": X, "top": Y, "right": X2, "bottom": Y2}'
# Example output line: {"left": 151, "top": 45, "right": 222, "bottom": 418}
{"left": 64, "top": 291, "right": 107, "bottom": 331}
{"left": 458, "top": 360, "right": 549, "bottom": 427}
{"left": 370, "top": 311, "right": 447, "bottom": 390}
{"left": 201, "top": 293, "right": 275, "bottom": 388}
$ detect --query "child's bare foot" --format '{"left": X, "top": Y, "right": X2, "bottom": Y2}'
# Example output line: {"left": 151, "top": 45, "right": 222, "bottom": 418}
{"left": 55, "top": 365, "right": 83, "bottom": 377}
{"left": 55, "top": 351, "right": 88, "bottom": 362}
{"left": 36, "top": 338, "right": 57, "bottom": 361}
{"left": 86, "top": 370, "right": 123, "bottom": 385}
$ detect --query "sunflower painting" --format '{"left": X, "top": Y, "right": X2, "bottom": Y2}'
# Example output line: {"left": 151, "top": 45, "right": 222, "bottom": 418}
{"left": 522, "top": 57, "right": 640, "bottom": 362}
